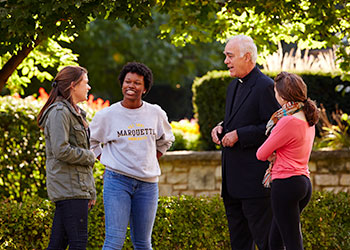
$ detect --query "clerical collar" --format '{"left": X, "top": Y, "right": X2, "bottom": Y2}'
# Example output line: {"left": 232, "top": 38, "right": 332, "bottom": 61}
{"left": 238, "top": 66, "right": 257, "bottom": 83}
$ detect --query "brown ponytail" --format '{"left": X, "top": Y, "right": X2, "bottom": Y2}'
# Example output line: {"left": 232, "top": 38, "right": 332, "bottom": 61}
{"left": 275, "top": 72, "right": 320, "bottom": 126}
{"left": 302, "top": 98, "right": 319, "bottom": 126}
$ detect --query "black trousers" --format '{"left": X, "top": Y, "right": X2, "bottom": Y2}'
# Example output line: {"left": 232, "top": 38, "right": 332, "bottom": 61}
{"left": 223, "top": 194, "right": 272, "bottom": 250}
{"left": 47, "top": 199, "right": 89, "bottom": 250}
{"left": 270, "top": 175, "right": 312, "bottom": 250}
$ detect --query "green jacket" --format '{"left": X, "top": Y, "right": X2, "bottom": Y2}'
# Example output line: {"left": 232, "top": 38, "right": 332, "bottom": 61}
{"left": 38, "top": 98, "right": 96, "bottom": 202}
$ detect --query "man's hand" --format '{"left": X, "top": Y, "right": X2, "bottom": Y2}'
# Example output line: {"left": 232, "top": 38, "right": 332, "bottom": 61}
{"left": 211, "top": 125, "right": 223, "bottom": 145}
{"left": 221, "top": 130, "right": 238, "bottom": 147}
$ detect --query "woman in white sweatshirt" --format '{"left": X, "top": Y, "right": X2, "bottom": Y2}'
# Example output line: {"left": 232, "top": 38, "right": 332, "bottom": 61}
{"left": 90, "top": 62, "right": 174, "bottom": 250}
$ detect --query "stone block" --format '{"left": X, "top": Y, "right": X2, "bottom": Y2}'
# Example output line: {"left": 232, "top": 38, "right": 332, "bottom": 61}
{"left": 215, "top": 166, "right": 222, "bottom": 180}
{"left": 309, "top": 175, "right": 314, "bottom": 186}
{"left": 308, "top": 161, "right": 317, "bottom": 172}
{"left": 188, "top": 166, "right": 216, "bottom": 190}
{"left": 322, "top": 186, "right": 344, "bottom": 193}
{"left": 159, "top": 175, "right": 166, "bottom": 183}
{"left": 340, "top": 174, "right": 350, "bottom": 186}
{"left": 316, "top": 160, "right": 330, "bottom": 173}
{"left": 173, "top": 184, "right": 188, "bottom": 190}
{"left": 159, "top": 184, "right": 173, "bottom": 196}
{"left": 180, "top": 190, "right": 195, "bottom": 196}
{"left": 314, "top": 174, "right": 339, "bottom": 186}
{"left": 194, "top": 191, "right": 220, "bottom": 197}
{"left": 160, "top": 163, "right": 173, "bottom": 173}
{"left": 317, "top": 159, "right": 347, "bottom": 173}
{"left": 167, "top": 172, "right": 188, "bottom": 184}
{"left": 174, "top": 166, "right": 189, "bottom": 173}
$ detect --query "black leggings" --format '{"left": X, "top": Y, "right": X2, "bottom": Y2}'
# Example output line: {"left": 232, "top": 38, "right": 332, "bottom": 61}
{"left": 269, "top": 175, "right": 312, "bottom": 250}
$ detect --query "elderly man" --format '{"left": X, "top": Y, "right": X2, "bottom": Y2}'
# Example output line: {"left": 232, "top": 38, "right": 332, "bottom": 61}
{"left": 211, "top": 35, "right": 280, "bottom": 250}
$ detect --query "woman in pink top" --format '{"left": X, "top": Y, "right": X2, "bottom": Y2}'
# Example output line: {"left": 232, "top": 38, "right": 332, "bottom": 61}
{"left": 257, "top": 72, "right": 319, "bottom": 250}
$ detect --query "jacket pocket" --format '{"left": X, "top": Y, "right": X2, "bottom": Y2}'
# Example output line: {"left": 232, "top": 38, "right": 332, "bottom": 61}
{"left": 73, "top": 124, "right": 87, "bottom": 147}
{"left": 76, "top": 166, "right": 89, "bottom": 192}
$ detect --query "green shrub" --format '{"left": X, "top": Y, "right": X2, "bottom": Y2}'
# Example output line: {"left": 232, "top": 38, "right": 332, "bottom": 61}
{"left": 169, "top": 132, "right": 188, "bottom": 151}
{"left": 192, "top": 70, "right": 350, "bottom": 150}
{"left": 302, "top": 192, "right": 350, "bottom": 250}
{"left": 0, "top": 192, "right": 349, "bottom": 249}
{"left": 169, "top": 132, "right": 201, "bottom": 151}
{"left": 0, "top": 96, "right": 47, "bottom": 201}
{"left": 152, "top": 195, "right": 230, "bottom": 249}
{"left": 0, "top": 197, "right": 54, "bottom": 249}
{"left": 302, "top": 74, "right": 350, "bottom": 116}
{"left": 192, "top": 70, "right": 230, "bottom": 150}
{"left": 0, "top": 194, "right": 229, "bottom": 250}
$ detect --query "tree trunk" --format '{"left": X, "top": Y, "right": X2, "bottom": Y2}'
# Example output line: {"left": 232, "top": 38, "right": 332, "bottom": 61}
{"left": 0, "top": 38, "right": 41, "bottom": 93}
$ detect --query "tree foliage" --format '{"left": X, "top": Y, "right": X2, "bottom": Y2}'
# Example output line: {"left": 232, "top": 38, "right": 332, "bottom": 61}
{"left": 67, "top": 13, "right": 225, "bottom": 102}
{"left": 1, "top": 0, "right": 154, "bottom": 55}
{"left": 0, "top": 36, "right": 78, "bottom": 94}
{"left": 159, "top": 0, "right": 350, "bottom": 78}
{"left": 0, "top": 0, "right": 156, "bottom": 92}
{"left": 1, "top": 0, "right": 350, "bottom": 93}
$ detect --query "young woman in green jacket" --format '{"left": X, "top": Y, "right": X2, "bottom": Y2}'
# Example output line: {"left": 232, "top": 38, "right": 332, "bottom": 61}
{"left": 37, "top": 66, "right": 96, "bottom": 250}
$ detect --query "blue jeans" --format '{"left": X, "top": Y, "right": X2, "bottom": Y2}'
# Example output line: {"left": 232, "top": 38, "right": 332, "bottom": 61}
{"left": 47, "top": 199, "right": 89, "bottom": 250}
{"left": 102, "top": 170, "right": 159, "bottom": 250}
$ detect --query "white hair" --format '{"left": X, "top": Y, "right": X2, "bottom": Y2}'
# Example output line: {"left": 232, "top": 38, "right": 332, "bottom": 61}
{"left": 227, "top": 35, "right": 257, "bottom": 64}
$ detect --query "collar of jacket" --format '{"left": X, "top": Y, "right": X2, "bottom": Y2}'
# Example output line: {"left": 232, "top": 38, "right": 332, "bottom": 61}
{"left": 55, "top": 97, "right": 87, "bottom": 120}
{"left": 239, "top": 66, "right": 258, "bottom": 83}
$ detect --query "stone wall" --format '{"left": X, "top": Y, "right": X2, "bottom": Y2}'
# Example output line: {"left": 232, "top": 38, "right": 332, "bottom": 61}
{"left": 158, "top": 150, "right": 350, "bottom": 197}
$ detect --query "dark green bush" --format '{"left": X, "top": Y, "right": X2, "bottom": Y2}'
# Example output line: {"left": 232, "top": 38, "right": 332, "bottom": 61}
{"left": 302, "top": 74, "right": 350, "bottom": 116}
{"left": 192, "top": 70, "right": 350, "bottom": 150}
{"left": 192, "top": 70, "right": 230, "bottom": 150}
{"left": 301, "top": 191, "right": 350, "bottom": 250}
{"left": 0, "top": 197, "right": 54, "bottom": 249}
{"left": 152, "top": 195, "right": 230, "bottom": 249}
{"left": 1, "top": 192, "right": 349, "bottom": 250}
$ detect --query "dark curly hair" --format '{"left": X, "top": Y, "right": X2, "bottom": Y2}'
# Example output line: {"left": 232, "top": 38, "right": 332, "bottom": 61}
{"left": 118, "top": 62, "right": 153, "bottom": 97}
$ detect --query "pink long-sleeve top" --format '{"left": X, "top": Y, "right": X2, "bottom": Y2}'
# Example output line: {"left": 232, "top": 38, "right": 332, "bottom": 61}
{"left": 256, "top": 116, "right": 315, "bottom": 181}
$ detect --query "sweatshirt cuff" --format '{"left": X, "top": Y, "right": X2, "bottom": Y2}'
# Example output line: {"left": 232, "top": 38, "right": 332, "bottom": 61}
{"left": 157, "top": 144, "right": 170, "bottom": 155}
{"left": 91, "top": 146, "right": 102, "bottom": 159}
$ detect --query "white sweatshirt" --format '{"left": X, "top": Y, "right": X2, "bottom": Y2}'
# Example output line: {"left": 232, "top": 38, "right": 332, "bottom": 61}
{"left": 90, "top": 101, "right": 174, "bottom": 182}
